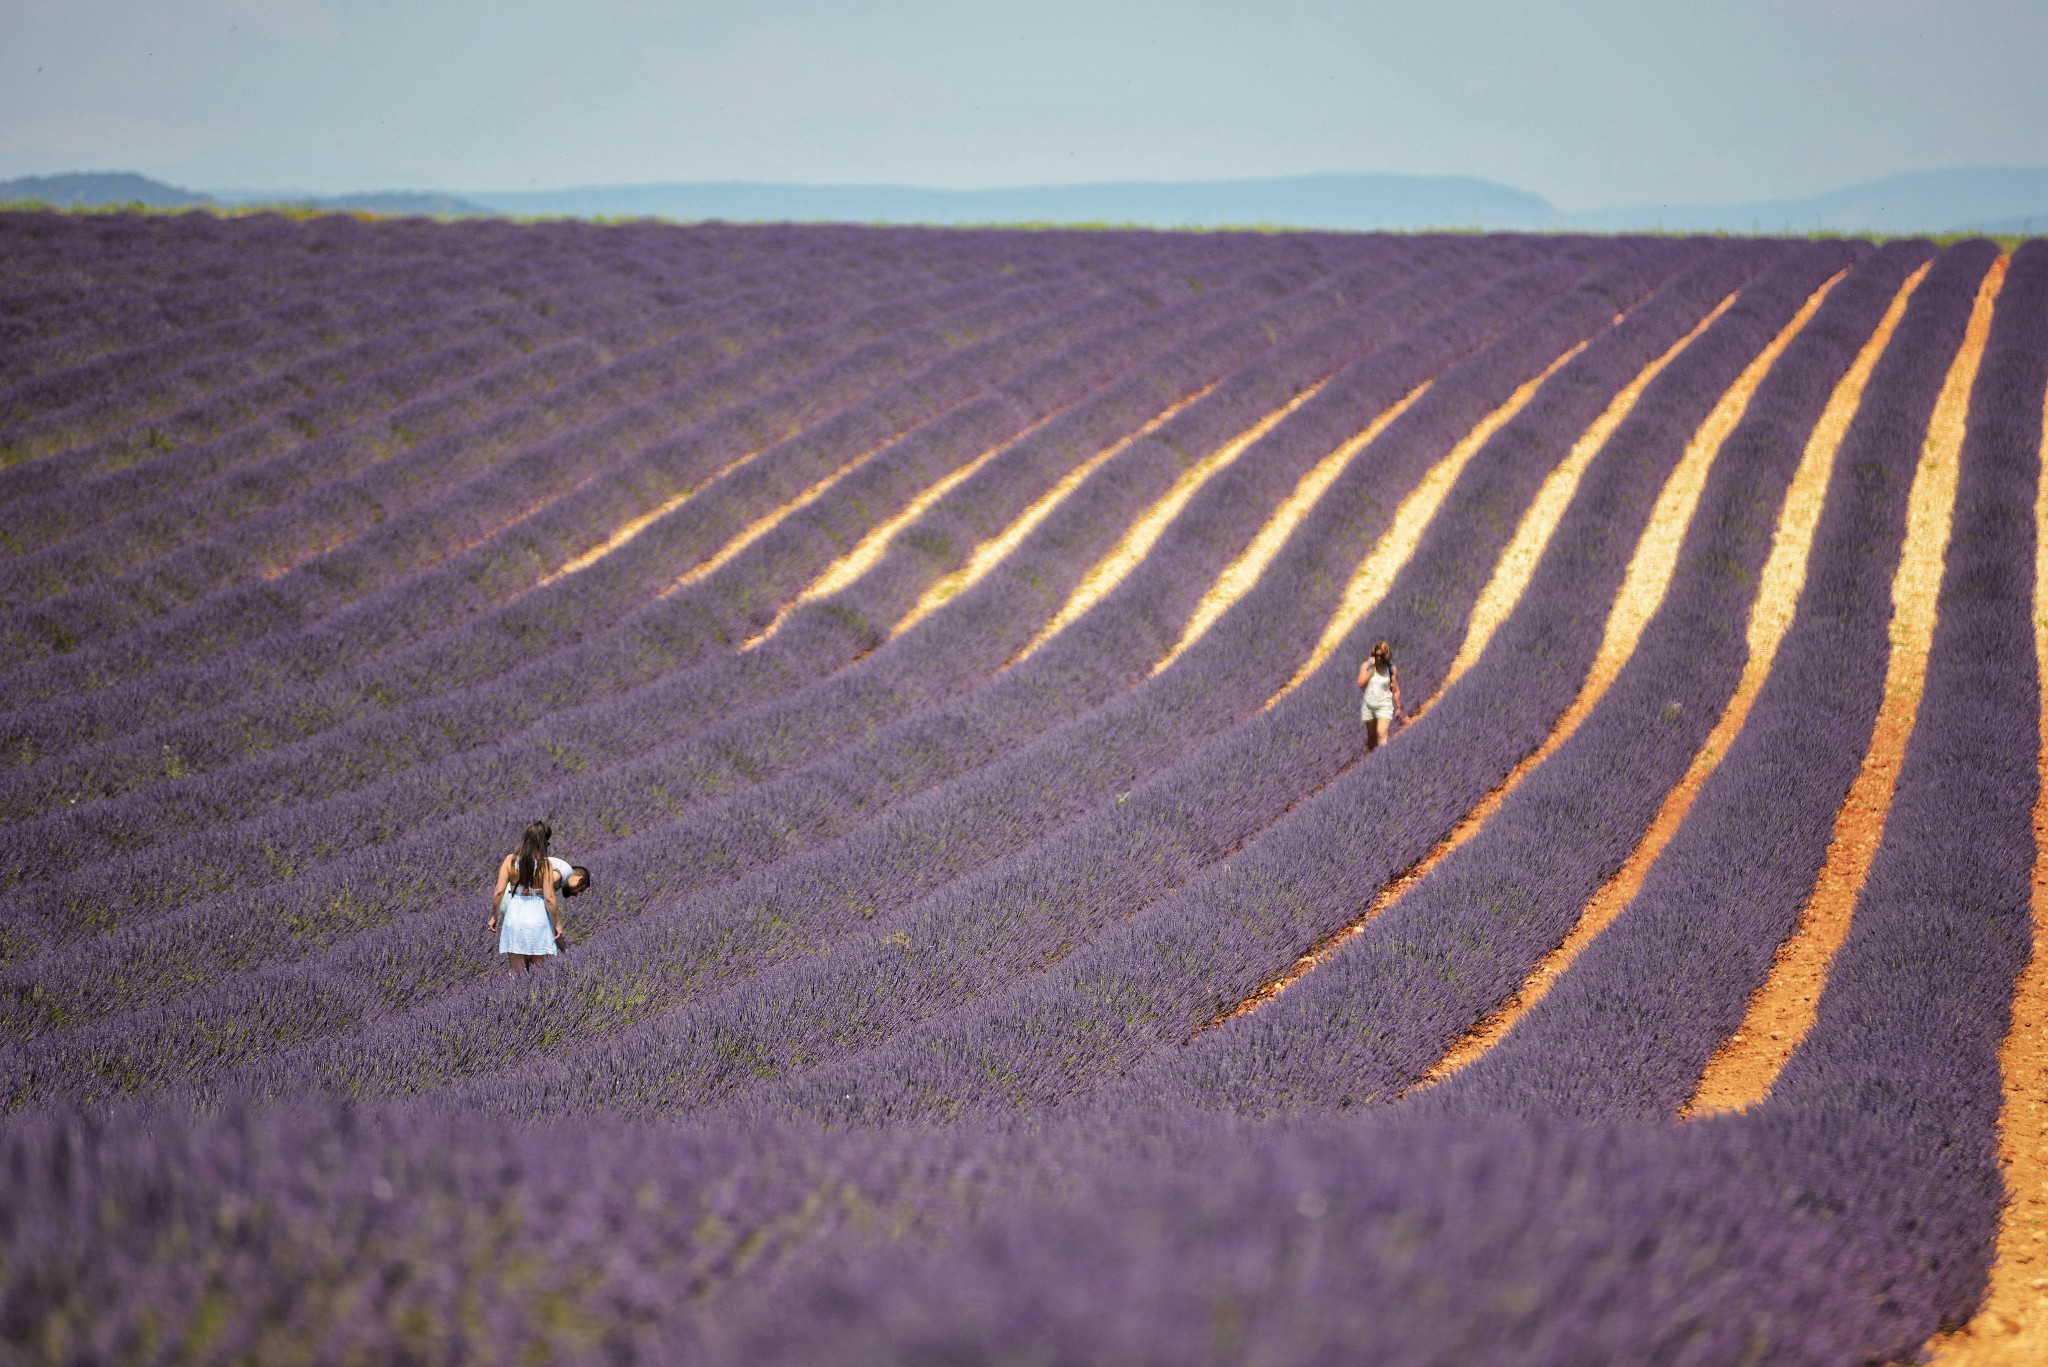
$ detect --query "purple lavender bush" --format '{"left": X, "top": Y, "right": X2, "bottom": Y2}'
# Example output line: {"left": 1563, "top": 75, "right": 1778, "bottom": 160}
{"left": 2, "top": 216, "right": 2039, "bottom": 1366}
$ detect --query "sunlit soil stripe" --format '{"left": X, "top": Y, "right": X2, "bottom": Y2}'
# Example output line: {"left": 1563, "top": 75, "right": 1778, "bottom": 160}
{"left": 537, "top": 447, "right": 764, "bottom": 587}
{"left": 889, "top": 386, "right": 1214, "bottom": 640}
{"left": 1226, "top": 275, "right": 1843, "bottom": 1024}
{"left": 1148, "top": 381, "right": 1436, "bottom": 677}
{"left": 1421, "top": 294, "right": 1741, "bottom": 707}
{"left": 1930, "top": 380, "right": 2048, "bottom": 1366}
{"left": 1687, "top": 257, "right": 2007, "bottom": 1117}
{"left": 1004, "top": 381, "right": 1329, "bottom": 666}
{"left": 741, "top": 409, "right": 1071, "bottom": 650}
{"left": 256, "top": 466, "right": 623, "bottom": 583}
{"left": 1260, "top": 342, "right": 1603, "bottom": 703}
{"left": 1413, "top": 265, "right": 1930, "bottom": 1089}
{"left": 1268, "top": 294, "right": 1736, "bottom": 713}
{"left": 659, "top": 438, "right": 907, "bottom": 597}
{"left": 1148, "top": 383, "right": 1434, "bottom": 676}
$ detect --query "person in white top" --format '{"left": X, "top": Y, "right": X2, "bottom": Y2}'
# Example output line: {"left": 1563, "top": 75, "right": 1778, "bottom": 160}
{"left": 1357, "top": 639, "right": 1403, "bottom": 752}
{"left": 487, "top": 820, "right": 588, "bottom": 972}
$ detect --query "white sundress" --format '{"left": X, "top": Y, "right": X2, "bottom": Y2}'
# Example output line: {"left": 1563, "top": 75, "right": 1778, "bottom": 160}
{"left": 498, "top": 861, "right": 558, "bottom": 956}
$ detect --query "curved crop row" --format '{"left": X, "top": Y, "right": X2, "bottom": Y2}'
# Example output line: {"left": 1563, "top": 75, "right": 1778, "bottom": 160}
{"left": 0, "top": 260, "right": 1206, "bottom": 857}
{"left": 729, "top": 242, "right": 1850, "bottom": 1129}
{"left": 0, "top": 251, "right": 1135, "bottom": 783}
{"left": 325, "top": 242, "right": 1736, "bottom": 1122}
{"left": 0, "top": 222, "right": 651, "bottom": 472}
{"left": 5, "top": 225, "right": 1172, "bottom": 556}
{"left": 0, "top": 220, "right": 498, "bottom": 452}
{"left": 1418, "top": 240, "right": 2001, "bottom": 1122}
{"left": 0, "top": 245, "right": 1037, "bottom": 672}
{"left": 0, "top": 233, "right": 830, "bottom": 574}
{"left": 0, "top": 240, "right": 1555, "bottom": 1104}
{"left": 0, "top": 233, "right": 687, "bottom": 510}
{"left": 201, "top": 244, "right": 1627, "bottom": 1114}
{"left": 0, "top": 241, "right": 1366, "bottom": 950}
{"left": 1132, "top": 241, "right": 1918, "bottom": 1120}
{"left": 0, "top": 242, "right": 1427, "bottom": 1015}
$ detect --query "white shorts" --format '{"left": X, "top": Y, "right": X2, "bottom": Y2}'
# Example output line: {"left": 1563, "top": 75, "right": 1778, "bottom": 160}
{"left": 1362, "top": 696, "right": 1394, "bottom": 724}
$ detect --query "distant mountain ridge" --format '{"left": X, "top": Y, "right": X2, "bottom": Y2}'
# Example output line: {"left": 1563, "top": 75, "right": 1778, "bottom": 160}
{"left": 1576, "top": 166, "right": 2048, "bottom": 236}
{"left": 4, "top": 167, "right": 2043, "bottom": 236}
{"left": 0, "top": 172, "right": 492, "bottom": 218}
{"left": 466, "top": 173, "right": 1564, "bottom": 232}
{"left": 0, "top": 172, "right": 214, "bottom": 210}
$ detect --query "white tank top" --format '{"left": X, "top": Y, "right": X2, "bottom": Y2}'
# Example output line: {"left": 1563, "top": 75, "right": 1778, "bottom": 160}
{"left": 1363, "top": 663, "right": 1394, "bottom": 707}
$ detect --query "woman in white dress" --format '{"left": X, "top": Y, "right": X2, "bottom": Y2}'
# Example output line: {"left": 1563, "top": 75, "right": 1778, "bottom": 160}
{"left": 1357, "top": 639, "right": 1402, "bottom": 752}
{"left": 488, "top": 820, "right": 565, "bottom": 973}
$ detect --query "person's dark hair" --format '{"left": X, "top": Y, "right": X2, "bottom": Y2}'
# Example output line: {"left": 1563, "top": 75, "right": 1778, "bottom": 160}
{"left": 513, "top": 820, "right": 552, "bottom": 893}
{"left": 564, "top": 865, "right": 591, "bottom": 898}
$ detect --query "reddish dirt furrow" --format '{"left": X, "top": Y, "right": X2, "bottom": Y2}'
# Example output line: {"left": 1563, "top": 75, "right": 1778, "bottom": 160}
{"left": 1685, "top": 257, "right": 2005, "bottom": 1116}
{"left": 1223, "top": 276, "right": 1836, "bottom": 1027}
{"left": 1415, "top": 263, "right": 1927, "bottom": 1088}
{"left": 1928, "top": 367, "right": 2048, "bottom": 1367}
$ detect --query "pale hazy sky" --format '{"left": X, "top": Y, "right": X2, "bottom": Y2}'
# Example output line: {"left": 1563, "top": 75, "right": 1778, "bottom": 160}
{"left": 2, "top": 0, "right": 2043, "bottom": 211}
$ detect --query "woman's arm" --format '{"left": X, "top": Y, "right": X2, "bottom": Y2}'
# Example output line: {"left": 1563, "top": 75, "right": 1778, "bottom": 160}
{"left": 1357, "top": 658, "right": 1372, "bottom": 689}
{"left": 1391, "top": 666, "right": 1403, "bottom": 720}
{"left": 544, "top": 866, "right": 563, "bottom": 939}
{"left": 488, "top": 856, "right": 510, "bottom": 930}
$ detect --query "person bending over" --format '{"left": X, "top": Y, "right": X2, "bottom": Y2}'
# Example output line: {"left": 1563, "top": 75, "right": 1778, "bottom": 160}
{"left": 489, "top": 820, "right": 566, "bottom": 972}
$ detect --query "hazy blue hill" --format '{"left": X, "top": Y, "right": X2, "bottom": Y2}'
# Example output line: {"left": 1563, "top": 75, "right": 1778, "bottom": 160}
{"left": 210, "top": 188, "right": 493, "bottom": 216}
{"left": 1573, "top": 166, "right": 2048, "bottom": 234}
{"left": 319, "top": 190, "right": 493, "bottom": 216}
{"left": 4, "top": 166, "right": 2041, "bottom": 235}
{"left": 468, "top": 173, "right": 1566, "bottom": 231}
{"left": 0, "top": 172, "right": 213, "bottom": 208}
{"left": 0, "top": 174, "right": 488, "bottom": 217}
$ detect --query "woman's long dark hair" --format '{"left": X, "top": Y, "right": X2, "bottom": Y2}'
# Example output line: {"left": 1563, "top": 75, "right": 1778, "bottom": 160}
{"left": 514, "top": 820, "right": 551, "bottom": 893}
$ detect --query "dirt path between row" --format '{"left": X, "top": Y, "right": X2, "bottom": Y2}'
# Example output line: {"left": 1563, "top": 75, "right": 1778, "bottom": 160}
{"left": 1927, "top": 371, "right": 2048, "bottom": 1366}
{"left": 1686, "top": 257, "right": 2004, "bottom": 1116}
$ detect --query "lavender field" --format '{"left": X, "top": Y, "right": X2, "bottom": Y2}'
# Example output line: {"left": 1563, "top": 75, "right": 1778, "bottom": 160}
{"left": 2, "top": 209, "right": 2044, "bottom": 1364}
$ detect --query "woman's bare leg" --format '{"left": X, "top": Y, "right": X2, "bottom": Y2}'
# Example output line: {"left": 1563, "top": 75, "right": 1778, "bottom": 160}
{"left": 1365, "top": 717, "right": 1382, "bottom": 752}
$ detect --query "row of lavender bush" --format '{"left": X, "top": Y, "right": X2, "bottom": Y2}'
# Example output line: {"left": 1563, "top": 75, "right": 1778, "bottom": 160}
{"left": 713, "top": 241, "right": 1846, "bottom": 1130}
{"left": 0, "top": 228, "right": 789, "bottom": 574}
{"left": 0, "top": 238, "right": 1141, "bottom": 769}
{"left": 1417, "top": 238, "right": 1999, "bottom": 1121}
{"left": 715, "top": 238, "right": 2047, "bottom": 1367}
{"left": 0, "top": 248, "right": 1204, "bottom": 846}
{"left": 0, "top": 210, "right": 545, "bottom": 388}
{"left": 1127, "top": 238, "right": 1933, "bottom": 1121}
{"left": 0, "top": 220, "right": 641, "bottom": 469}
{"left": 1, "top": 248, "right": 626, "bottom": 512}
{"left": 1, "top": 242, "right": 500, "bottom": 461}
{"left": 6, "top": 223, "right": 1155, "bottom": 556}
{"left": 0, "top": 238, "right": 1516, "bottom": 1099}
{"left": 0, "top": 236, "right": 1363, "bottom": 948}
{"left": 0, "top": 233, "right": 1015, "bottom": 670}
{"left": 190, "top": 241, "right": 1603, "bottom": 1112}
{"left": 0, "top": 211, "right": 488, "bottom": 424}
